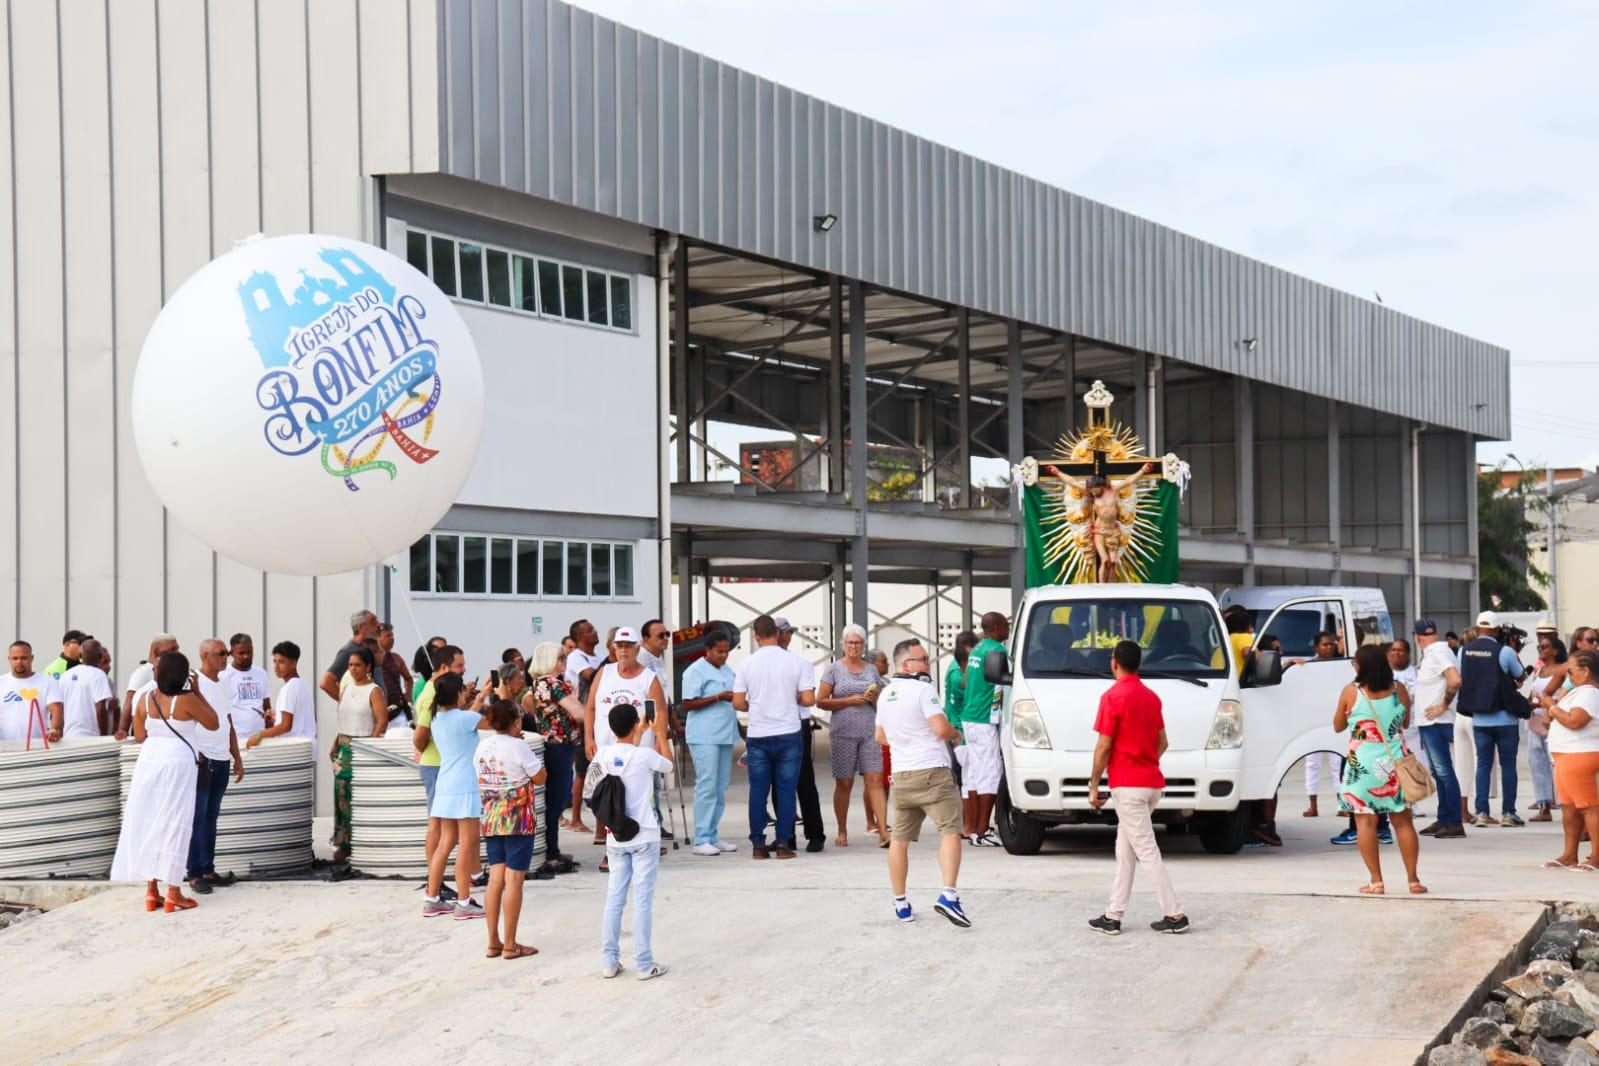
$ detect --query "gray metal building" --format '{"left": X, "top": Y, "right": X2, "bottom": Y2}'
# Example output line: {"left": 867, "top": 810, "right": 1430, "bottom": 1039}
{"left": 0, "top": 0, "right": 1508, "bottom": 689}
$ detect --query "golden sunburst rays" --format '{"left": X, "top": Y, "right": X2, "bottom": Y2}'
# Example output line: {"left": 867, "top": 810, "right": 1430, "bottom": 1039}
{"left": 1037, "top": 421, "right": 1159, "bottom": 584}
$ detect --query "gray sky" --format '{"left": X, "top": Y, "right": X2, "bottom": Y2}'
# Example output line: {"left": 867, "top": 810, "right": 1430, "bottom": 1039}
{"left": 580, "top": 0, "right": 1598, "bottom": 470}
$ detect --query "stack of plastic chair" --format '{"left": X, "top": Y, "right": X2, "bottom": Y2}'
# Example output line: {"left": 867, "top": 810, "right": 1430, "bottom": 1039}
{"left": 0, "top": 737, "right": 121, "bottom": 878}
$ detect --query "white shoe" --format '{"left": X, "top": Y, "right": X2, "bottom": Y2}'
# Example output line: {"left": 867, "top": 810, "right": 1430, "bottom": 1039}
{"left": 691, "top": 842, "right": 721, "bottom": 856}
{"left": 637, "top": 963, "right": 669, "bottom": 981}
{"left": 602, "top": 962, "right": 621, "bottom": 979}
{"left": 713, "top": 839, "right": 738, "bottom": 853}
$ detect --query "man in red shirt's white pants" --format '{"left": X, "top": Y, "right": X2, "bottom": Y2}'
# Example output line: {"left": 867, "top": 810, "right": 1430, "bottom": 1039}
{"left": 1087, "top": 640, "right": 1189, "bottom": 935}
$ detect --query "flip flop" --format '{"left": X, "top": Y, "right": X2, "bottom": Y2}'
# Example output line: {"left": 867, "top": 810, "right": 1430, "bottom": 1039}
{"left": 1358, "top": 882, "right": 1385, "bottom": 895}
{"left": 1408, "top": 882, "right": 1429, "bottom": 894}
{"left": 1574, "top": 862, "right": 1598, "bottom": 872}
{"left": 1543, "top": 859, "right": 1577, "bottom": 869}
{"left": 502, "top": 945, "right": 539, "bottom": 960}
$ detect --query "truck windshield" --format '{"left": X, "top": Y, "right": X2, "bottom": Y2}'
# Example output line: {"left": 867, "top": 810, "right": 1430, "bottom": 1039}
{"left": 1021, "top": 598, "right": 1229, "bottom": 679}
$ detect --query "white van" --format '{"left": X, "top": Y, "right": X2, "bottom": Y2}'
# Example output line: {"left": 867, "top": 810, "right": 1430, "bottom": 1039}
{"left": 989, "top": 583, "right": 1383, "bottom": 855}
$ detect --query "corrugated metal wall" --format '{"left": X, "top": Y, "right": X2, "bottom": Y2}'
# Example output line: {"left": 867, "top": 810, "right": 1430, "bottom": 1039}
{"left": 435, "top": 0, "right": 1510, "bottom": 440}
{"left": 0, "top": 0, "right": 435, "bottom": 682}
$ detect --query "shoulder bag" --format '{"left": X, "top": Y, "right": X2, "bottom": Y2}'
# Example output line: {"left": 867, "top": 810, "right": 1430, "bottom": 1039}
{"left": 1367, "top": 696, "right": 1433, "bottom": 805}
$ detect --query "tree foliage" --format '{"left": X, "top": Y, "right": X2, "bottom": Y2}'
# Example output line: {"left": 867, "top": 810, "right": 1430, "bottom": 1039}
{"left": 1478, "top": 464, "right": 1548, "bottom": 612}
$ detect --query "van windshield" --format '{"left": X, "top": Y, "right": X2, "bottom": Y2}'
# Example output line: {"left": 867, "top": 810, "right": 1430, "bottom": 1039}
{"left": 1021, "top": 598, "right": 1229, "bottom": 679}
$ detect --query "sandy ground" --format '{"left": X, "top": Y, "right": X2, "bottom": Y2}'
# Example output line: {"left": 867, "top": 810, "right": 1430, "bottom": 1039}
{"left": 3, "top": 771, "right": 1574, "bottom": 1066}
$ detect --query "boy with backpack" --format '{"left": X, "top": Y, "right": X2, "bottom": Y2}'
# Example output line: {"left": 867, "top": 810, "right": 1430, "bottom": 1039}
{"left": 594, "top": 702, "right": 674, "bottom": 980}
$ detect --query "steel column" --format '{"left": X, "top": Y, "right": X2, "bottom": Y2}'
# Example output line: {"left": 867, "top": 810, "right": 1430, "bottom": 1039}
{"left": 676, "top": 536, "right": 693, "bottom": 629}
{"left": 673, "top": 240, "right": 691, "bottom": 481}
{"left": 957, "top": 308, "right": 971, "bottom": 509}
{"left": 1328, "top": 398, "right": 1343, "bottom": 583}
{"left": 832, "top": 556, "right": 847, "bottom": 649}
{"left": 1134, "top": 352, "right": 1150, "bottom": 447}
{"left": 850, "top": 282, "right": 870, "bottom": 629}
{"left": 828, "top": 277, "right": 844, "bottom": 494}
{"left": 1063, "top": 335, "right": 1077, "bottom": 433}
{"left": 961, "top": 552, "right": 974, "bottom": 631}
{"left": 1007, "top": 321, "right": 1025, "bottom": 598}
{"left": 1235, "top": 377, "right": 1256, "bottom": 586}
{"left": 1466, "top": 440, "right": 1481, "bottom": 619}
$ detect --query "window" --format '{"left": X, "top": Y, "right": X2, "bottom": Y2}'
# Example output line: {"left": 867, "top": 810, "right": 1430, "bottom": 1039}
{"left": 1020, "top": 597, "right": 1229, "bottom": 679}
{"left": 430, "top": 236, "right": 457, "bottom": 296}
{"left": 1258, "top": 600, "right": 1346, "bottom": 659}
{"left": 403, "top": 225, "right": 635, "bottom": 335}
{"left": 586, "top": 269, "right": 609, "bottom": 326}
{"left": 486, "top": 249, "right": 512, "bottom": 308}
{"left": 407, "top": 532, "right": 639, "bottom": 601}
{"left": 458, "top": 243, "right": 485, "bottom": 302}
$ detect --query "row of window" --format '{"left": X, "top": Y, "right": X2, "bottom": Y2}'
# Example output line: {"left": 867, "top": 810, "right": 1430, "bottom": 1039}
{"left": 409, "top": 533, "right": 636, "bottom": 601}
{"left": 405, "top": 226, "right": 634, "bottom": 332}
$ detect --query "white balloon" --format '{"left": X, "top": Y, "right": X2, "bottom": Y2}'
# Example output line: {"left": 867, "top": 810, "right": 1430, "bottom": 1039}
{"left": 133, "top": 234, "right": 484, "bottom": 576}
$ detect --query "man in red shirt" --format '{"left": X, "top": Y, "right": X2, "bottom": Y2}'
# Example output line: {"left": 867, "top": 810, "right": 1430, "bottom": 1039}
{"left": 1087, "top": 640, "right": 1189, "bottom": 935}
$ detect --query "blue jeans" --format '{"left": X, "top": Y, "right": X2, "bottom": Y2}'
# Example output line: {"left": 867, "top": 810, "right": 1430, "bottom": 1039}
{"left": 746, "top": 731, "right": 803, "bottom": 846}
{"left": 543, "top": 741, "right": 576, "bottom": 859}
{"left": 690, "top": 742, "right": 735, "bottom": 844}
{"left": 1526, "top": 725, "right": 1555, "bottom": 806}
{"left": 601, "top": 839, "right": 660, "bottom": 971}
{"left": 1474, "top": 724, "right": 1520, "bottom": 816}
{"left": 186, "top": 757, "right": 231, "bottom": 880}
{"left": 1419, "top": 724, "right": 1461, "bottom": 826}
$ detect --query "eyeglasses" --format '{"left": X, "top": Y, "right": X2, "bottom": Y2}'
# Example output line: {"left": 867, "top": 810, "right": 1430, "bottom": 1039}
{"left": 903, "top": 655, "right": 929, "bottom": 664}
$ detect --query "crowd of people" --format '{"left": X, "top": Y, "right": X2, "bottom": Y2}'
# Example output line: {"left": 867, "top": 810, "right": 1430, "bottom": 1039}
{"left": 8, "top": 597, "right": 1599, "bottom": 965}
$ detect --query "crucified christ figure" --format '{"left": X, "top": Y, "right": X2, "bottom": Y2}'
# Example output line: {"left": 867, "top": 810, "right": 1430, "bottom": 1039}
{"left": 1043, "top": 461, "right": 1157, "bottom": 582}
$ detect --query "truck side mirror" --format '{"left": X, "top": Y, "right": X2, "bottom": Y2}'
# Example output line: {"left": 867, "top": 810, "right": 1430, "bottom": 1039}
{"left": 983, "top": 648, "right": 1012, "bottom": 686}
{"left": 1246, "top": 649, "right": 1283, "bottom": 687}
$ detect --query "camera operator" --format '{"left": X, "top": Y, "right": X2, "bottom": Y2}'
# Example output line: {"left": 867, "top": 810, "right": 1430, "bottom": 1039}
{"left": 1457, "top": 611, "right": 1532, "bottom": 828}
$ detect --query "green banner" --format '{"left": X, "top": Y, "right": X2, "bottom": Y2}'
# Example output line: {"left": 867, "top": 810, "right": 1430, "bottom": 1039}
{"left": 1024, "top": 479, "right": 1180, "bottom": 587}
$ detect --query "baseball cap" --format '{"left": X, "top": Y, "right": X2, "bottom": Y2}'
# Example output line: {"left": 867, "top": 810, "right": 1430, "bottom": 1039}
{"left": 772, "top": 616, "right": 795, "bottom": 634}
{"left": 613, "top": 626, "right": 640, "bottom": 644}
{"left": 1536, "top": 619, "right": 1558, "bottom": 634}
{"left": 1475, "top": 610, "right": 1498, "bottom": 629}
{"left": 1412, "top": 618, "right": 1437, "bottom": 636}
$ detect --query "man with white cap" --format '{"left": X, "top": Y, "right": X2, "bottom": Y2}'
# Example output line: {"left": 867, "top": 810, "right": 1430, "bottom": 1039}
{"left": 774, "top": 616, "right": 826, "bottom": 852}
{"left": 1411, "top": 619, "right": 1464, "bottom": 838}
{"left": 1457, "top": 611, "right": 1530, "bottom": 828}
{"left": 583, "top": 626, "right": 669, "bottom": 865}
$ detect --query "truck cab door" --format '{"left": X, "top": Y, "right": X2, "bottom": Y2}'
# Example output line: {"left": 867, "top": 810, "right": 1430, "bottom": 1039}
{"left": 1239, "top": 597, "right": 1351, "bottom": 799}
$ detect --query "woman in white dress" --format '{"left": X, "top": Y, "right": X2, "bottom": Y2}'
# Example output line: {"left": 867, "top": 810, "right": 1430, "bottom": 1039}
{"left": 110, "top": 652, "right": 220, "bottom": 912}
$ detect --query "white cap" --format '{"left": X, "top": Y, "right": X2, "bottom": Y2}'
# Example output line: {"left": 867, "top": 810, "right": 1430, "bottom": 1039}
{"left": 1475, "top": 610, "right": 1498, "bottom": 629}
{"left": 772, "top": 616, "right": 795, "bottom": 633}
{"left": 613, "top": 626, "right": 640, "bottom": 644}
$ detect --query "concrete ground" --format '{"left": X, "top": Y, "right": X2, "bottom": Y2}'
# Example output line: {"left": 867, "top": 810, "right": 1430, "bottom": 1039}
{"left": 3, "top": 771, "right": 1577, "bottom": 1066}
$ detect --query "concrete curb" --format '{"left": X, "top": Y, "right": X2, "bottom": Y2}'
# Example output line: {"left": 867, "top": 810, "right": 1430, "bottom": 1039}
{"left": 0, "top": 880, "right": 117, "bottom": 911}
{"left": 1413, "top": 902, "right": 1554, "bottom": 1066}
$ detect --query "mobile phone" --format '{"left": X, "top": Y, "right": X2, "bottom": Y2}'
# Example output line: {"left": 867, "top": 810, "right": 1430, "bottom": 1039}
{"left": 489, "top": 669, "right": 500, "bottom": 689}
{"left": 643, "top": 699, "right": 657, "bottom": 724}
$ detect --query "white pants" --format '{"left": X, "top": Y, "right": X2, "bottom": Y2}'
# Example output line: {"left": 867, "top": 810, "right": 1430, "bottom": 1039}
{"left": 1305, "top": 753, "right": 1338, "bottom": 795}
{"left": 961, "top": 723, "right": 1001, "bottom": 795}
{"left": 1106, "top": 787, "right": 1181, "bottom": 921}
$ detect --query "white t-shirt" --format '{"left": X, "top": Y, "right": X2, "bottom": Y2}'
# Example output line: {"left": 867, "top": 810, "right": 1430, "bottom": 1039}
{"left": 639, "top": 649, "right": 672, "bottom": 702}
{"left": 0, "top": 672, "right": 63, "bottom": 742}
{"left": 276, "top": 676, "right": 319, "bottom": 742}
{"left": 125, "top": 662, "right": 154, "bottom": 698}
{"left": 474, "top": 733, "right": 545, "bottom": 791}
{"left": 1549, "top": 686, "right": 1599, "bottom": 754}
{"left": 564, "top": 648, "right": 606, "bottom": 691}
{"left": 789, "top": 648, "right": 816, "bottom": 721}
{"left": 876, "top": 676, "right": 951, "bottom": 772}
{"left": 590, "top": 665, "right": 660, "bottom": 751}
{"left": 194, "top": 673, "right": 235, "bottom": 761}
{"left": 734, "top": 645, "right": 811, "bottom": 738}
{"left": 594, "top": 742, "right": 673, "bottom": 845}
{"left": 1412, "top": 641, "right": 1458, "bottom": 727}
{"left": 59, "top": 664, "right": 113, "bottom": 738}
{"left": 220, "top": 664, "right": 272, "bottom": 738}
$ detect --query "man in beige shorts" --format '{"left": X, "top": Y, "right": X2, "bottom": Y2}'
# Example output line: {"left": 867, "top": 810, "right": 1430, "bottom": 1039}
{"left": 875, "top": 639, "right": 970, "bottom": 928}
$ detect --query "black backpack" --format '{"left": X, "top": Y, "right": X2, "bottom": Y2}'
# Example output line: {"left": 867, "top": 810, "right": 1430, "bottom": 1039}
{"left": 591, "top": 750, "right": 640, "bottom": 842}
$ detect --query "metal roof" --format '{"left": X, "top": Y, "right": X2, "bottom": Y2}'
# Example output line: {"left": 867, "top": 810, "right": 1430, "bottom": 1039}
{"left": 432, "top": 0, "right": 1510, "bottom": 439}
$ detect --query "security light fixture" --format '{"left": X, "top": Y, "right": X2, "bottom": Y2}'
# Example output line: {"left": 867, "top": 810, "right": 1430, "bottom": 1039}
{"left": 1238, "top": 337, "right": 1258, "bottom": 353}
{"left": 813, "top": 213, "right": 838, "bottom": 233}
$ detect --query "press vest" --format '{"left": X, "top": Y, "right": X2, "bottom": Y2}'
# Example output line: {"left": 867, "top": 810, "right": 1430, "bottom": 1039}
{"left": 1456, "top": 635, "right": 1505, "bottom": 717}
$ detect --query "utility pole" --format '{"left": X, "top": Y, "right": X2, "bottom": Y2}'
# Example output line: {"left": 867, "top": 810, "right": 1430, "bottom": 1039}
{"left": 1548, "top": 466, "right": 1560, "bottom": 630}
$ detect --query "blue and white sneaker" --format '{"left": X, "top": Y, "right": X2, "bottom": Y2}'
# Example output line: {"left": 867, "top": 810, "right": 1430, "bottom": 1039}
{"left": 893, "top": 898, "right": 915, "bottom": 923}
{"left": 934, "top": 894, "right": 971, "bottom": 928}
{"left": 1329, "top": 826, "right": 1359, "bottom": 846}
{"left": 1377, "top": 827, "right": 1394, "bottom": 845}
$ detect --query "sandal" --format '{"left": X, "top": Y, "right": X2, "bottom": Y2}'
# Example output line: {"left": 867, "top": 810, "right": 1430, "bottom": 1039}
{"left": 547, "top": 856, "right": 580, "bottom": 874}
{"left": 1543, "top": 859, "right": 1578, "bottom": 869}
{"left": 528, "top": 865, "right": 556, "bottom": 881}
{"left": 1358, "top": 881, "right": 1385, "bottom": 895}
{"left": 164, "top": 893, "right": 199, "bottom": 912}
{"left": 502, "top": 944, "right": 539, "bottom": 960}
{"left": 144, "top": 888, "right": 161, "bottom": 912}
{"left": 1408, "top": 882, "right": 1428, "bottom": 894}
{"left": 486, "top": 944, "right": 504, "bottom": 958}
{"left": 1574, "top": 862, "right": 1598, "bottom": 872}
{"left": 598, "top": 858, "right": 609, "bottom": 873}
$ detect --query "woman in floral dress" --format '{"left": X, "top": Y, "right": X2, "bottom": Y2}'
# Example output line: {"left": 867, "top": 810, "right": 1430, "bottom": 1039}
{"left": 1334, "top": 644, "right": 1426, "bottom": 895}
{"left": 522, "top": 642, "right": 587, "bottom": 877}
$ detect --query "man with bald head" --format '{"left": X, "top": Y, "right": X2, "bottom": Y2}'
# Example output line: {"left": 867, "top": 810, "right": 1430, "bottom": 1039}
{"left": 188, "top": 638, "right": 245, "bottom": 894}
{"left": 60, "top": 638, "right": 115, "bottom": 737}
{"left": 117, "top": 634, "right": 179, "bottom": 740}
{"left": 959, "top": 612, "right": 1011, "bottom": 846}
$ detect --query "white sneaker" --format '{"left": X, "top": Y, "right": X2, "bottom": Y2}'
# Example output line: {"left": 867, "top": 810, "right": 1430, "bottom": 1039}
{"left": 691, "top": 842, "right": 721, "bottom": 856}
{"left": 637, "top": 963, "right": 669, "bottom": 981}
{"left": 602, "top": 962, "right": 621, "bottom": 979}
{"left": 713, "top": 839, "right": 738, "bottom": 853}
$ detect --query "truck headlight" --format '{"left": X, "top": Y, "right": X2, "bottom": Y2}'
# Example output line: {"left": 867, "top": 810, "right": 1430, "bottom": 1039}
{"left": 1010, "top": 698, "right": 1051, "bottom": 749}
{"left": 1206, "top": 699, "right": 1243, "bottom": 749}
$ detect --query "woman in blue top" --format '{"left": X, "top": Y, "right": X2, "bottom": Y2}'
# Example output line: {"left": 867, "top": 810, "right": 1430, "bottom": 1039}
{"left": 423, "top": 672, "right": 492, "bottom": 919}
{"left": 1333, "top": 644, "right": 1425, "bottom": 896}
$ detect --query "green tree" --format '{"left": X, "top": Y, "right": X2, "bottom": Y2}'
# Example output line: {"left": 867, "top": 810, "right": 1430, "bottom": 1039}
{"left": 1477, "top": 464, "right": 1548, "bottom": 612}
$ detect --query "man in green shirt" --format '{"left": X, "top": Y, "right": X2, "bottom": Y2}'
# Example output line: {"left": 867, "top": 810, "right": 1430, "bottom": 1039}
{"left": 960, "top": 612, "right": 1010, "bottom": 845}
{"left": 44, "top": 629, "right": 88, "bottom": 679}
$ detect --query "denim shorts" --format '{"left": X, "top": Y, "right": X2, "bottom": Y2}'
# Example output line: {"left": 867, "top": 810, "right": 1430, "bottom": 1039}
{"left": 418, "top": 764, "right": 439, "bottom": 809}
{"left": 485, "top": 834, "right": 535, "bottom": 872}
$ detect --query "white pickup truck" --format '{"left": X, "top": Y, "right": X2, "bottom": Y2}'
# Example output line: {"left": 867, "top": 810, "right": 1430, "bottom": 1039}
{"left": 988, "top": 583, "right": 1388, "bottom": 855}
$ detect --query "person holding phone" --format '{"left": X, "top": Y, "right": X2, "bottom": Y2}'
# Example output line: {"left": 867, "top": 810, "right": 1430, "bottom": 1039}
{"left": 422, "top": 672, "right": 492, "bottom": 919}
{"left": 596, "top": 702, "right": 674, "bottom": 980}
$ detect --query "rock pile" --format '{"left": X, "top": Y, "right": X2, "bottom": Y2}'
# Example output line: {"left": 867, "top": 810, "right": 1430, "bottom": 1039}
{"left": 0, "top": 905, "right": 42, "bottom": 931}
{"left": 1430, "top": 905, "right": 1599, "bottom": 1066}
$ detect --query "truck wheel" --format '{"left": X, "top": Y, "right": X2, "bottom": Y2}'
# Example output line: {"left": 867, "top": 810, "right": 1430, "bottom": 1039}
{"left": 996, "top": 781, "right": 1045, "bottom": 856}
{"left": 1197, "top": 806, "right": 1248, "bottom": 855}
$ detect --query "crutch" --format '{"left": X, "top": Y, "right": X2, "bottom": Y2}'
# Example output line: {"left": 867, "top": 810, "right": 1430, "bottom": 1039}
{"left": 673, "top": 731, "right": 691, "bottom": 845}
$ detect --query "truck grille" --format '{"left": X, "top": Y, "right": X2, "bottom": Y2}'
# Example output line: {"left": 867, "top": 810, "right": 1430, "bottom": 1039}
{"left": 1061, "top": 778, "right": 1198, "bottom": 801}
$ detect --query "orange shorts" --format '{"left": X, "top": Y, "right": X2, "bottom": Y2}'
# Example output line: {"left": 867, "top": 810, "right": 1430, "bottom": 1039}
{"left": 1553, "top": 751, "right": 1599, "bottom": 809}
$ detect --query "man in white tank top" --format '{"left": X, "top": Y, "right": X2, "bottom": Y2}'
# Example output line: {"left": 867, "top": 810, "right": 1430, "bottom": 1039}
{"left": 584, "top": 627, "right": 669, "bottom": 757}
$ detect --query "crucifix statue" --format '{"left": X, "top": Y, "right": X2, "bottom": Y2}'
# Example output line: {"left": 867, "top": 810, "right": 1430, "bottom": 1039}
{"left": 1015, "top": 380, "right": 1189, "bottom": 584}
